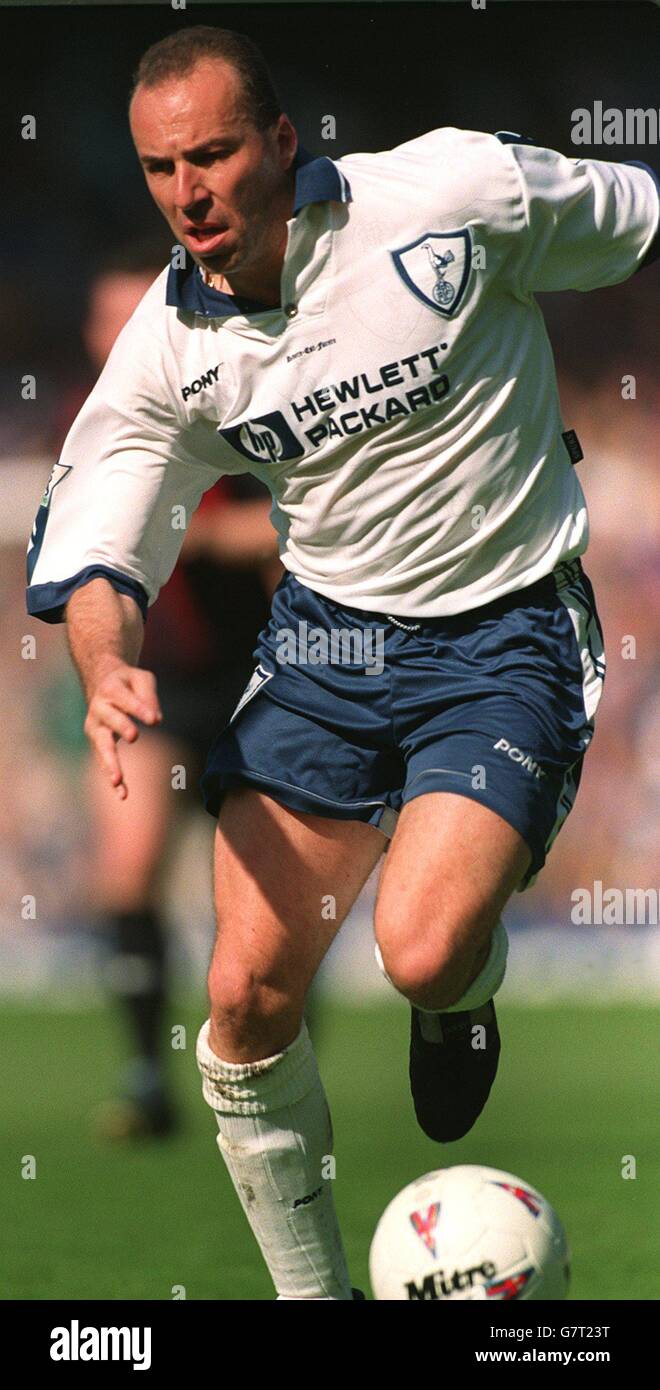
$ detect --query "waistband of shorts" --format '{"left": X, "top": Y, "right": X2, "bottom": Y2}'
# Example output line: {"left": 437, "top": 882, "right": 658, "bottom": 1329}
{"left": 286, "top": 559, "right": 586, "bottom": 631}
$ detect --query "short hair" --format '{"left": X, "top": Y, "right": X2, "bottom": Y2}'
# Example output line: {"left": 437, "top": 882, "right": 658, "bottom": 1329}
{"left": 130, "top": 25, "right": 282, "bottom": 131}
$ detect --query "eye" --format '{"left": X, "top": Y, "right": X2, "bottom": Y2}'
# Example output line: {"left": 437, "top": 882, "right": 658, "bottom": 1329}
{"left": 197, "top": 150, "right": 230, "bottom": 165}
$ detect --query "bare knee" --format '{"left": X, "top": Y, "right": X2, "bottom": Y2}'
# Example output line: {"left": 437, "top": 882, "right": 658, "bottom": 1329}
{"left": 375, "top": 907, "right": 492, "bottom": 1011}
{"left": 208, "top": 961, "right": 305, "bottom": 1062}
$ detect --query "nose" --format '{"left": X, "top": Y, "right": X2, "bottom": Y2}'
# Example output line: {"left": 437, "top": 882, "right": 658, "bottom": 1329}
{"left": 173, "top": 161, "right": 209, "bottom": 214}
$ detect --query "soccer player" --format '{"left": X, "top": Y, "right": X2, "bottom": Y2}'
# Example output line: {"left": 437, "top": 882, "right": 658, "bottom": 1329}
{"left": 26, "top": 26, "right": 659, "bottom": 1298}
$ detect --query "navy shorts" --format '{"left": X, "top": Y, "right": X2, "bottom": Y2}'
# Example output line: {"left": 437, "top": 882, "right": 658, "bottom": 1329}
{"left": 200, "top": 559, "right": 605, "bottom": 889}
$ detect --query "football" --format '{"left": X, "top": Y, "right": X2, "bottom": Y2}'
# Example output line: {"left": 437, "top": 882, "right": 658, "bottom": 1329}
{"left": 369, "top": 1164, "right": 570, "bottom": 1301}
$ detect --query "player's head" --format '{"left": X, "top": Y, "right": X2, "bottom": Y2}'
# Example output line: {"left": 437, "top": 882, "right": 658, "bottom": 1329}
{"left": 128, "top": 26, "right": 297, "bottom": 283}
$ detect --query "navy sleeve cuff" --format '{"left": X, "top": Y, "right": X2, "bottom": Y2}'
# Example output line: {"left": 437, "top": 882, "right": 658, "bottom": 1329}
{"left": 494, "top": 131, "right": 538, "bottom": 147}
{"left": 26, "top": 565, "right": 149, "bottom": 624}
{"left": 623, "top": 161, "right": 660, "bottom": 268}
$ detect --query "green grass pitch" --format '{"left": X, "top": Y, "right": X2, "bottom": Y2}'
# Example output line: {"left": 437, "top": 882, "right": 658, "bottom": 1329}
{"left": 1, "top": 999, "right": 658, "bottom": 1300}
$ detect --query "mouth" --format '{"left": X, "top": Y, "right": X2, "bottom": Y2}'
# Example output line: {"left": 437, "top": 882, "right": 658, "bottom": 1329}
{"left": 183, "top": 224, "right": 230, "bottom": 254}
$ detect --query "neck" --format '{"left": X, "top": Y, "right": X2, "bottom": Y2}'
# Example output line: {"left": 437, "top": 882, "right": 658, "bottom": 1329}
{"left": 203, "top": 261, "right": 282, "bottom": 308}
{"left": 203, "top": 269, "right": 233, "bottom": 295}
{"left": 202, "top": 169, "right": 296, "bottom": 306}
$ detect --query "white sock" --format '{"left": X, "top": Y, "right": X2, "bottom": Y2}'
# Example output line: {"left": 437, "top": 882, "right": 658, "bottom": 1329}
{"left": 196, "top": 1019, "right": 353, "bottom": 1300}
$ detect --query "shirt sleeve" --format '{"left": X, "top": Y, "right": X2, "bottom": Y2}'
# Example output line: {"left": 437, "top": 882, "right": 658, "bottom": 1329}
{"left": 26, "top": 316, "right": 221, "bottom": 623}
{"left": 498, "top": 138, "right": 660, "bottom": 294}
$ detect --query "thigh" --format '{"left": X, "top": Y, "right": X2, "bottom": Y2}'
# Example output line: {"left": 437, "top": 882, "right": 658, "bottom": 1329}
{"left": 376, "top": 791, "right": 531, "bottom": 955}
{"left": 211, "top": 787, "right": 385, "bottom": 996}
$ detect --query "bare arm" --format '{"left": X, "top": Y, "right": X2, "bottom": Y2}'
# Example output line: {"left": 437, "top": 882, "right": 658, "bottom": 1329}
{"left": 66, "top": 577, "right": 162, "bottom": 799}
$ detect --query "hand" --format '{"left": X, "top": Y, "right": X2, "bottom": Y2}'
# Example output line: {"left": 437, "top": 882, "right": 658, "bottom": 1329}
{"left": 83, "top": 662, "right": 162, "bottom": 799}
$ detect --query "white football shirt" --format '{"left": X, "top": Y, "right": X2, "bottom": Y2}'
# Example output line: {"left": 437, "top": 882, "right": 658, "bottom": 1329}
{"left": 26, "top": 129, "right": 659, "bottom": 622}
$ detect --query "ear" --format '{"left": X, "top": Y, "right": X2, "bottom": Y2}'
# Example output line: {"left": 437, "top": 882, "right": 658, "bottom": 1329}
{"left": 276, "top": 115, "right": 298, "bottom": 169}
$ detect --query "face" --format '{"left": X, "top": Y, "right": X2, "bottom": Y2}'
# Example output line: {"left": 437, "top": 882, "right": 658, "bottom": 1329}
{"left": 129, "top": 59, "right": 297, "bottom": 284}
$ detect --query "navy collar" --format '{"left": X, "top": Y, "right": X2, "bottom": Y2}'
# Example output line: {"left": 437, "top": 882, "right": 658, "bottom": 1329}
{"left": 165, "top": 143, "right": 351, "bottom": 318}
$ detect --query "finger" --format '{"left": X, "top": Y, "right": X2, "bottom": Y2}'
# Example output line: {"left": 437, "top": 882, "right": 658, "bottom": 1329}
{"left": 126, "top": 668, "right": 163, "bottom": 722}
{"left": 96, "top": 703, "right": 140, "bottom": 743}
{"left": 93, "top": 726, "right": 128, "bottom": 797}
{"left": 104, "top": 682, "right": 158, "bottom": 725}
